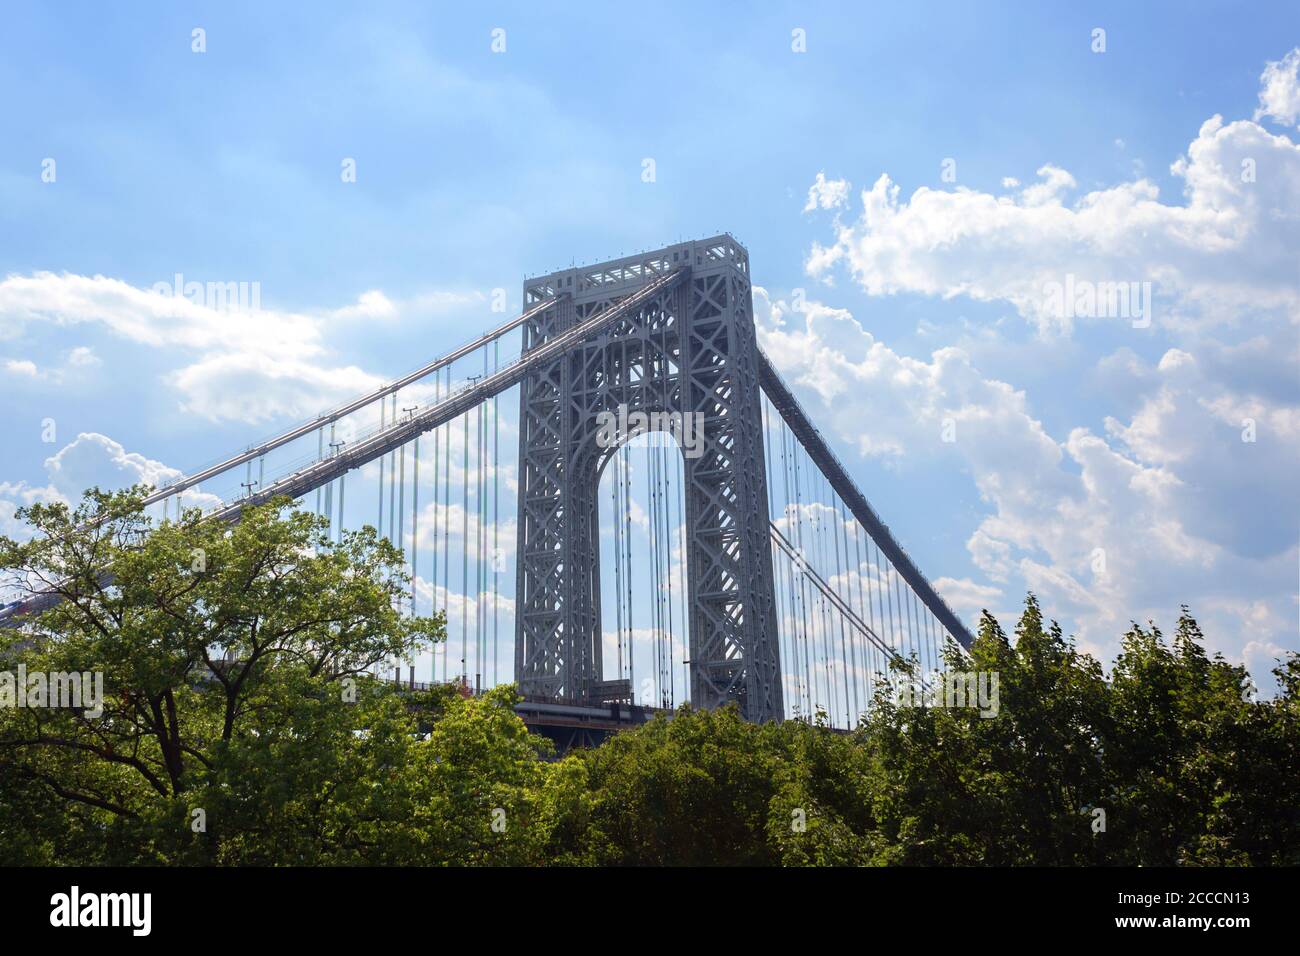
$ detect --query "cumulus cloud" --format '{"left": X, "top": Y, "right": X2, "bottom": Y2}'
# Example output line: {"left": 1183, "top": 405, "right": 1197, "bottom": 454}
{"left": 803, "top": 172, "right": 851, "bottom": 212}
{"left": 44, "top": 432, "right": 186, "bottom": 497}
{"left": 3, "top": 358, "right": 38, "bottom": 377}
{"left": 67, "top": 346, "right": 100, "bottom": 367}
{"left": 0, "top": 432, "right": 222, "bottom": 542}
{"left": 0, "top": 272, "right": 320, "bottom": 355}
{"left": 0, "top": 480, "right": 62, "bottom": 538}
{"left": 0, "top": 272, "right": 485, "bottom": 423}
{"left": 167, "top": 353, "right": 385, "bottom": 424}
{"left": 933, "top": 576, "right": 1004, "bottom": 617}
{"left": 1256, "top": 47, "right": 1300, "bottom": 129}
{"left": 4, "top": 348, "right": 108, "bottom": 384}
{"left": 805, "top": 118, "right": 1300, "bottom": 334}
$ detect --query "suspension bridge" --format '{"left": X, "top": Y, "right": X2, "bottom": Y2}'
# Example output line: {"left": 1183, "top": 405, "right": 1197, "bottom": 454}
{"left": 1, "top": 235, "right": 973, "bottom": 742}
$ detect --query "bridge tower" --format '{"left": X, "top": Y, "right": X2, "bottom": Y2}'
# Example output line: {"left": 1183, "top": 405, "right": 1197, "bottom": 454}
{"left": 514, "top": 236, "right": 783, "bottom": 721}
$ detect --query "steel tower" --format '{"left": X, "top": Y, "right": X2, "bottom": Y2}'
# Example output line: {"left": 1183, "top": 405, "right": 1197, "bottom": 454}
{"left": 514, "top": 236, "right": 784, "bottom": 721}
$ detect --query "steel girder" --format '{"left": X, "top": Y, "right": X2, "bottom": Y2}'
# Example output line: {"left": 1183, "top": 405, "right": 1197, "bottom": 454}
{"left": 514, "top": 236, "right": 784, "bottom": 722}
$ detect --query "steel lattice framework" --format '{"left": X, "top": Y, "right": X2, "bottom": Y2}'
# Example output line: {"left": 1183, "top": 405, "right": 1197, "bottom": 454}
{"left": 515, "top": 237, "right": 784, "bottom": 721}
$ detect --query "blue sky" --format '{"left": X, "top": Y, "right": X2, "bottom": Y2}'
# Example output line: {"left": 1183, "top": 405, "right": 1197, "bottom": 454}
{"left": 2, "top": 2, "right": 1297, "bottom": 692}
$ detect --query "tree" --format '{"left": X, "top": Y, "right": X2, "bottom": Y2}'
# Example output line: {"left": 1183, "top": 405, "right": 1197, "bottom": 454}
{"left": 4, "top": 491, "right": 1295, "bottom": 868}
{"left": 1106, "top": 608, "right": 1299, "bottom": 865}
{"left": 0, "top": 488, "right": 444, "bottom": 864}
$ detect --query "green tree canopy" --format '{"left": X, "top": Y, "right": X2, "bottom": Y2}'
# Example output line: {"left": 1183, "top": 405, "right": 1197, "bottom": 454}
{"left": 2, "top": 490, "right": 1295, "bottom": 866}
{"left": 0, "top": 488, "right": 449, "bottom": 863}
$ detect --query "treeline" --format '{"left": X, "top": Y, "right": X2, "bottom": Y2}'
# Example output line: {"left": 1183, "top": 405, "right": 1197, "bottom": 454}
{"left": 0, "top": 492, "right": 1296, "bottom": 866}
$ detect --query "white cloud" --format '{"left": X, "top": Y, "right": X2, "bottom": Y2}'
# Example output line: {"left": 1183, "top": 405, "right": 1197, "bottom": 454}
{"left": 805, "top": 118, "right": 1300, "bottom": 334}
{"left": 2, "top": 348, "right": 102, "bottom": 384}
{"left": 803, "top": 172, "right": 851, "bottom": 212}
{"left": 3, "top": 358, "right": 38, "bottom": 377}
{"left": 0, "top": 480, "right": 63, "bottom": 538}
{"left": 933, "top": 576, "right": 1003, "bottom": 616}
{"left": 167, "top": 352, "right": 384, "bottom": 424}
{"left": 46, "top": 432, "right": 182, "bottom": 497}
{"left": 0, "top": 432, "right": 222, "bottom": 542}
{"left": 1256, "top": 47, "right": 1300, "bottom": 129}
{"left": 0, "top": 272, "right": 321, "bottom": 355}
{"left": 327, "top": 289, "right": 398, "bottom": 322}
{"left": 67, "top": 346, "right": 100, "bottom": 367}
{"left": 0, "top": 272, "right": 487, "bottom": 423}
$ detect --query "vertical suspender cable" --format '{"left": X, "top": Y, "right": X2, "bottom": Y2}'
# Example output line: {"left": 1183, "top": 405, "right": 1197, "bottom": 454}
{"left": 384, "top": 395, "right": 395, "bottom": 546}
{"left": 884, "top": 551, "right": 897, "bottom": 657}
{"left": 623, "top": 445, "right": 635, "bottom": 692}
{"left": 662, "top": 445, "right": 671, "bottom": 705}
{"left": 626, "top": 448, "right": 635, "bottom": 685}
{"left": 788, "top": 426, "right": 813, "bottom": 717}
{"left": 852, "top": 514, "right": 870, "bottom": 717}
{"left": 927, "top": 609, "right": 938, "bottom": 671}
{"left": 661, "top": 440, "right": 673, "bottom": 706}
{"left": 411, "top": 435, "right": 419, "bottom": 616}
{"left": 782, "top": 422, "right": 808, "bottom": 718}
{"left": 434, "top": 374, "right": 444, "bottom": 681}
{"left": 478, "top": 353, "right": 487, "bottom": 692}
{"left": 778, "top": 420, "right": 800, "bottom": 717}
{"left": 764, "top": 399, "right": 783, "bottom": 710}
{"left": 816, "top": 472, "right": 838, "bottom": 723}
{"left": 337, "top": 460, "right": 345, "bottom": 546}
{"left": 323, "top": 424, "right": 335, "bottom": 539}
{"left": 919, "top": 593, "right": 932, "bottom": 676}
{"left": 315, "top": 427, "right": 324, "bottom": 544}
{"left": 662, "top": 440, "right": 676, "bottom": 708}
{"left": 806, "top": 452, "right": 826, "bottom": 712}
{"left": 659, "top": 309, "right": 676, "bottom": 709}
{"left": 478, "top": 354, "right": 485, "bottom": 691}
{"left": 870, "top": 539, "right": 886, "bottom": 694}
{"left": 612, "top": 449, "right": 624, "bottom": 682}
{"left": 652, "top": 441, "right": 663, "bottom": 705}
{"left": 875, "top": 542, "right": 894, "bottom": 654}
{"left": 461, "top": 403, "right": 469, "bottom": 686}
{"left": 813, "top": 456, "right": 830, "bottom": 715}
{"left": 492, "top": 339, "right": 500, "bottom": 689}
{"left": 676, "top": 440, "right": 688, "bottom": 702}
{"left": 441, "top": 367, "right": 451, "bottom": 681}
{"left": 921, "top": 594, "right": 932, "bottom": 676}
{"left": 909, "top": 580, "right": 921, "bottom": 670}
{"left": 893, "top": 572, "right": 907, "bottom": 664}
{"left": 398, "top": 435, "right": 406, "bottom": 564}
{"left": 780, "top": 422, "right": 800, "bottom": 713}
{"left": 645, "top": 442, "right": 660, "bottom": 705}
{"left": 929, "top": 610, "right": 940, "bottom": 670}
{"left": 835, "top": 494, "right": 855, "bottom": 726}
